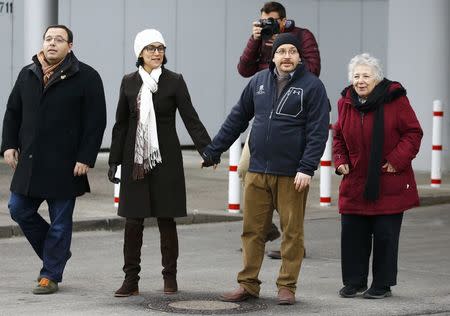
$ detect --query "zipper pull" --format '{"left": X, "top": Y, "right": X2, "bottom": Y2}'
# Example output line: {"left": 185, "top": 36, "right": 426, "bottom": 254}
{"left": 269, "top": 110, "right": 273, "bottom": 119}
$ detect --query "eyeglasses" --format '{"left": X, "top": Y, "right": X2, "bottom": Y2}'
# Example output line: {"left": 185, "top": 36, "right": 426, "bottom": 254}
{"left": 275, "top": 48, "right": 299, "bottom": 56}
{"left": 143, "top": 45, "right": 166, "bottom": 53}
{"left": 44, "top": 36, "right": 69, "bottom": 44}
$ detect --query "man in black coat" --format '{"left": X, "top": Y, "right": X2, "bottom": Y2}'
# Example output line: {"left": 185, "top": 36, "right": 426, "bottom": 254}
{"left": 1, "top": 25, "right": 106, "bottom": 294}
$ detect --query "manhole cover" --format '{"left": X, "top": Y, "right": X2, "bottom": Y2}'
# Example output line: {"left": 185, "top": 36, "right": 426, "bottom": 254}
{"left": 168, "top": 300, "right": 239, "bottom": 310}
{"left": 145, "top": 292, "right": 267, "bottom": 314}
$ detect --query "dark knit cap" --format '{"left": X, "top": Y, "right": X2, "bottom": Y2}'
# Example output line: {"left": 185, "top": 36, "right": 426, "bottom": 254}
{"left": 271, "top": 33, "right": 301, "bottom": 58}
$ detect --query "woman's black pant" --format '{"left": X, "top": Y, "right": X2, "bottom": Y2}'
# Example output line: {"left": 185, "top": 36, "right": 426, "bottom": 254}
{"left": 341, "top": 212, "right": 403, "bottom": 288}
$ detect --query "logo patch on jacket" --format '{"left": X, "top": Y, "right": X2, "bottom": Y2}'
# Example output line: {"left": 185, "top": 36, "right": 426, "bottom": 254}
{"left": 256, "top": 85, "right": 265, "bottom": 95}
{"left": 276, "top": 87, "right": 304, "bottom": 118}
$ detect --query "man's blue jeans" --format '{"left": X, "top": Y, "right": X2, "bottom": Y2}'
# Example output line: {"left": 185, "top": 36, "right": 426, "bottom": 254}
{"left": 8, "top": 192, "right": 75, "bottom": 283}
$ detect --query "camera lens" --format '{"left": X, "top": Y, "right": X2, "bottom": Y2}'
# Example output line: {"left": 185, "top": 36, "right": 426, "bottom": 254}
{"left": 261, "top": 27, "right": 273, "bottom": 40}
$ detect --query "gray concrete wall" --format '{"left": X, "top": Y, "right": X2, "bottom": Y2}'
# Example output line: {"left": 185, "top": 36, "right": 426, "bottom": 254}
{"left": 387, "top": 0, "right": 450, "bottom": 172}
{"left": 0, "top": 0, "right": 14, "bottom": 117}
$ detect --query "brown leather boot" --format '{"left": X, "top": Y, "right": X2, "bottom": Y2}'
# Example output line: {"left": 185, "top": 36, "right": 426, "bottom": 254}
{"left": 163, "top": 278, "right": 178, "bottom": 294}
{"left": 115, "top": 218, "right": 144, "bottom": 297}
{"left": 158, "top": 218, "right": 178, "bottom": 294}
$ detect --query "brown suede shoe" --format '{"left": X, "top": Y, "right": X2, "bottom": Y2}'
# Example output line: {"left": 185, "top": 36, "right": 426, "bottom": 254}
{"left": 164, "top": 278, "right": 178, "bottom": 294}
{"left": 278, "top": 288, "right": 295, "bottom": 305}
{"left": 114, "top": 282, "right": 139, "bottom": 297}
{"left": 220, "top": 286, "right": 256, "bottom": 302}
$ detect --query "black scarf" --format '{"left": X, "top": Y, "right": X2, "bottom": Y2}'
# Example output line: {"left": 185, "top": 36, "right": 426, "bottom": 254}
{"left": 346, "top": 78, "right": 406, "bottom": 201}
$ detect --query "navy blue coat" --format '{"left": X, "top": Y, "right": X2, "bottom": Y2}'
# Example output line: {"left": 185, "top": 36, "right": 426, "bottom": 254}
{"left": 1, "top": 53, "right": 107, "bottom": 198}
{"left": 205, "top": 64, "right": 329, "bottom": 177}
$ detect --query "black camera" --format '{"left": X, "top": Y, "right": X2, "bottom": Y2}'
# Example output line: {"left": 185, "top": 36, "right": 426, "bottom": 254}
{"left": 258, "top": 18, "right": 296, "bottom": 40}
{"left": 259, "top": 17, "right": 280, "bottom": 40}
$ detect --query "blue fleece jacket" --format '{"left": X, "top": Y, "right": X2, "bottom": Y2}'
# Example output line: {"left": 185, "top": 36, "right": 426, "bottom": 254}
{"left": 204, "top": 64, "right": 330, "bottom": 177}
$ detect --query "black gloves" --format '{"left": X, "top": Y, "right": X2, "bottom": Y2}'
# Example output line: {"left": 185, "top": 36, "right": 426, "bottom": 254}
{"left": 107, "top": 164, "right": 120, "bottom": 184}
{"left": 201, "top": 152, "right": 220, "bottom": 168}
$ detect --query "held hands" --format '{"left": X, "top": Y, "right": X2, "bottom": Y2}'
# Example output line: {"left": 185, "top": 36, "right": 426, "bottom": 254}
{"left": 294, "top": 172, "right": 311, "bottom": 192}
{"left": 107, "top": 164, "right": 120, "bottom": 184}
{"left": 73, "top": 162, "right": 89, "bottom": 176}
{"left": 337, "top": 164, "right": 350, "bottom": 175}
{"left": 201, "top": 152, "right": 220, "bottom": 169}
{"left": 4, "top": 149, "right": 19, "bottom": 170}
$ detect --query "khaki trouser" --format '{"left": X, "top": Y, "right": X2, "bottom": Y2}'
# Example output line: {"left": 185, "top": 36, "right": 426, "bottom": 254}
{"left": 237, "top": 172, "right": 308, "bottom": 296}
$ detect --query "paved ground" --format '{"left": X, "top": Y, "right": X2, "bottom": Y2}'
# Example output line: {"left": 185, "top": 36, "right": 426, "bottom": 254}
{"left": 0, "top": 203, "right": 449, "bottom": 315}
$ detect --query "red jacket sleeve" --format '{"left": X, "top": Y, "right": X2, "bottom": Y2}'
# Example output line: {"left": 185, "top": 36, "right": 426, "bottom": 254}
{"left": 333, "top": 98, "right": 350, "bottom": 173}
{"left": 299, "top": 28, "right": 321, "bottom": 77}
{"left": 237, "top": 36, "right": 263, "bottom": 78}
{"left": 385, "top": 96, "right": 423, "bottom": 172}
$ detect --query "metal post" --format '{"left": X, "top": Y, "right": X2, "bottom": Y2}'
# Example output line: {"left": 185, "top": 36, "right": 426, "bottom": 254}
{"left": 114, "top": 165, "right": 121, "bottom": 208}
{"left": 228, "top": 138, "right": 241, "bottom": 213}
{"left": 320, "top": 124, "right": 332, "bottom": 206}
{"left": 23, "top": 0, "right": 58, "bottom": 64}
{"left": 431, "top": 100, "right": 443, "bottom": 187}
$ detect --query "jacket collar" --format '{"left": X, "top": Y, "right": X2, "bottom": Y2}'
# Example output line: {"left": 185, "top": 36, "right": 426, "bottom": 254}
{"left": 341, "top": 81, "right": 406, "bottom": 105}
{"left": 28, "top": 52, "right": 80, "bottom": 87}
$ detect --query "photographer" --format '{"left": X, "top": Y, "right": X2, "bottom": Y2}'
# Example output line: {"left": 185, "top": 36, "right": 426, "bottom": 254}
{"left": 237, "top": 1, "right": 321, "bottom": 78}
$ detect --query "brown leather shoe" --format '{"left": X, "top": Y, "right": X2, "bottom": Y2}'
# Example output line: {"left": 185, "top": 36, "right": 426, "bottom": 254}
{"left": 278, "top": 288, "right": 295, "bottom": 305}
{"left": 220, "top": 286, "right": 255, "bottom": 302}
{"left": 267, "top": 250, "right": 281, "bottom": 259}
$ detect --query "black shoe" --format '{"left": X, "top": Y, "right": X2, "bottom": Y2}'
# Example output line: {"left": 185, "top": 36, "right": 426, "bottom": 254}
{"left": 339, "top": 285, "right": 368, "bottom": 298}
{"left": 267, "top": 250, "right": 281, "bottom": 259}
{"left": 363, "top": 286, "right": 392, "bottom": 299}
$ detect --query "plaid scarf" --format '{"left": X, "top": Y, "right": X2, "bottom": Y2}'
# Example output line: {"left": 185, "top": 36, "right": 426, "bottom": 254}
{"left": 37, "top": 51, "right": 64, "bottom": 86}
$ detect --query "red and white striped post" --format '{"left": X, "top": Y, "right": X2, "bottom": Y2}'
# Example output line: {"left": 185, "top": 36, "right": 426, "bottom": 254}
{"left": 228, "top": 138, "right": 242, "bottom": 213}
{"left": 114, "top": 165, "right": 121, "bottom": 207}
{"left": 431, "top": 100, "right": 443, "bottom": 187}
{"left": 320, "top": 124, "right": 333, "bottom": 206}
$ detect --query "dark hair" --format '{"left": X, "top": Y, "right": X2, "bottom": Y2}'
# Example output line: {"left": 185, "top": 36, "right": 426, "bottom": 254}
{"left": 260, "top": 2, "right": 286, "bottom": 19}
{"left": 135, "top": 56, "right": 168, "bottom": 68}
{"left": 43, "top": 24, "right": 73, "bottom": 43}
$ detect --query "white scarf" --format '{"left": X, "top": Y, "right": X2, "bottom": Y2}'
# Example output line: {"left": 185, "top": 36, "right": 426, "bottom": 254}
{"left": 133, "top": 66, "right": 162, "bottom": 179}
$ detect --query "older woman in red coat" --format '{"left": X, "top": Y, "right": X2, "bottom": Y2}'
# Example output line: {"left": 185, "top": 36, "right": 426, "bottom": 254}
{"left": 333, "top": 53, "right": 422, "bottom": 299}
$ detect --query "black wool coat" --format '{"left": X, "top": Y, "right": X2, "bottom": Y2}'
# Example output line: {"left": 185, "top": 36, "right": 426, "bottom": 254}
{"left": 1, "top": 53, "right": 107, "bottom": 198}
{"left": 108, "top": 68, "right": 211, "bottom": 218}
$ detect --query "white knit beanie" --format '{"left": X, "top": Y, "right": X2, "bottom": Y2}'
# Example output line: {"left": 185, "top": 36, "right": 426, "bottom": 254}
{"left": 133, "top": 29, "right": 166, "bottom": 58}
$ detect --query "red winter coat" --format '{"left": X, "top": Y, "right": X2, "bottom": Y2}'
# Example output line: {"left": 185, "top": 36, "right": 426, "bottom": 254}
{"left": 333, "top": 82, "right": 423, "bottom": 215}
